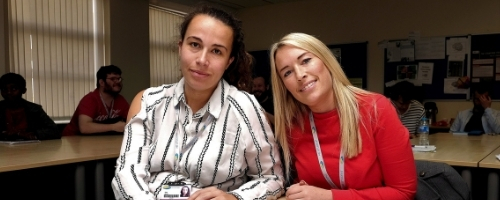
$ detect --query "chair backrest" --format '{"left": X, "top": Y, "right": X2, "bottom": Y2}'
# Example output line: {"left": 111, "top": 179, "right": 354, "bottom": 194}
{"left": 414, "top": 160, "right": 471, "bottom": 200}
{"left": 57, "top": 123, "right": 67, "bottom": 133}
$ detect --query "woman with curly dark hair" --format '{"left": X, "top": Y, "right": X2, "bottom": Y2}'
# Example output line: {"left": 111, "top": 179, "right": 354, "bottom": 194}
{"left": 112, "top": 5, "right": 283, "bottom": 200}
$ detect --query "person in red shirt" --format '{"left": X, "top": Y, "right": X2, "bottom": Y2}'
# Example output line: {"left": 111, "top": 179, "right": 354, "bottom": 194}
{"left": 270, "top": 33, "right": 417, "bottom": 200}
{"left": 63, "top": 65, "right": 129, "bottom": 136}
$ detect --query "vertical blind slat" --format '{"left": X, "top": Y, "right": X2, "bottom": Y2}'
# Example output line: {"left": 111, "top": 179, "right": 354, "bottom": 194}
{"left": 150, "top": 7, "right": 183, "bottom": 87}
{"left": 60, "top": 0, "right": 68, "bottom": 115}
{"left": 7, "top": 0, "right": 104, "bottom": 118}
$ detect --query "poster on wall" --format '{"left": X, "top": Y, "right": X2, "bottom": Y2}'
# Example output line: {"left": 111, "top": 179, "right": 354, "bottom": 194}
{"left": 472, "top": 59, "right": 494, "bottom": 78}
{"left": 446, "top": 37, "right": 469, "bottom": 56}
{"left": 418, "top": 62, "right": 434, "bottom": 84}
{"left": 447, "top": 60, "right": 464, "bottom": 77}
{"left": 387, "top": 41, "right": 401, "bottom": 62}
{"left": 400, "top": 40, "right": 415, "bottom": 62}
{"left": 397, "top": 65, "right": 418, "bottom": 80}
{"left": 443, "top": 78, "right": 468, "bottom": 94}
{"left": 415, "top": 37, "right": 446, "bottom": 60}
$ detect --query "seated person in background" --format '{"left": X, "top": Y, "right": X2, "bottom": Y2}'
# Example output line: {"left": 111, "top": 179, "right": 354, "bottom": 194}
{"left": 450, "top": 85, "right": 500, "bottom": 134}
{"left": 62, "top": 65, "right": 129, "bottom": 136}
{"left": 252, "top": 75, "right": 275, "bottom": 125}
{"left": 252, "top": 75, "right": 274, "bottom": 114}
{"left": 389, "top": 81, "right": 425, "bottom": 138}
{"left": 271, "top": 33, "right": 416, "bottom": 200}
{"left": 0, "top": 73, "right": 59, "bottom": 140}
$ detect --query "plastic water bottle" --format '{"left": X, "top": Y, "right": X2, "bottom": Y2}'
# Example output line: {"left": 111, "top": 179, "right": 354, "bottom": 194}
{"left": 418, "top": 117, "right": 430, "bottom": 146}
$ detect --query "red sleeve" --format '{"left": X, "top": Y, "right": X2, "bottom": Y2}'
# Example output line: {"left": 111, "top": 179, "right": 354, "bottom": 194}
{"left": 77, "top": 93, "right": 99, "bottom": 119}
{"left": 332, "top": 95, "right": 417, "bottom": 199}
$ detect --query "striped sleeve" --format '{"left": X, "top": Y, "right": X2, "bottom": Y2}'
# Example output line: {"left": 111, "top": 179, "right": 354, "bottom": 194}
{"left": 400, "top": 100, "right": 425, "bottom": 134}
{"left": 228, "top": 92, "right": 285, "bottom": 199}
{"left": 112, "top": 89, "right": 155, "bottom": 200}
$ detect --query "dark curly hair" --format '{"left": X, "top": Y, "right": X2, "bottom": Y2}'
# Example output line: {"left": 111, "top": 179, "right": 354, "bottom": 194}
{"left": 389, "top": 81, "right": 415, "bottom": 102}
{"left": 0, "top": 73, "right": 26, "bottom": 90}
{"left": 473, "top": 81, "right": 492, "bottom": 95}
{"left": 96, "top": 65, "right": 122, "bottom": 88}
{"left": 179, "top": 5, "right": 252, "bottom": 92}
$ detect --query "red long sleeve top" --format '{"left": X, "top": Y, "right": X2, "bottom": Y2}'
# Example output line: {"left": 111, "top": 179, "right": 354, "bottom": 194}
{"left": 289, "top": 94, "right": 417, "bottom": 199}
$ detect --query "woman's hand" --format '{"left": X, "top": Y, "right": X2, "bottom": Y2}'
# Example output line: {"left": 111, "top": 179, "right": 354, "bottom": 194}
{"left": 286, "top": 181, "right": 333, "bottom": 200}
{"left": 188, "top": 187, "right": 237, "bottom": 200}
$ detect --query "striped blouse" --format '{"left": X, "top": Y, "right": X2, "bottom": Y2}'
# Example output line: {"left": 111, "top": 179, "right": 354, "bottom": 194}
{"left": 392, "top": 99, "right": 425, "bottom": 134}
{"left": 112, "top": 78, "right": 284, "bottom": 200}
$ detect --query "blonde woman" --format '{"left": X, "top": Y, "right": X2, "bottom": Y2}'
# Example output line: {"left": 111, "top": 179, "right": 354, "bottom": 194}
{"left": 270, "top": 33, "right": 416, "bottom": 200}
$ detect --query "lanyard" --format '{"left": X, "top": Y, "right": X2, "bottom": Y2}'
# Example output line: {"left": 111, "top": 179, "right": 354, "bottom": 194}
{"left": 99, "top": 92, "right": 114, "bottom": 119}
{"left": 309, "top": 112, "right": 345, "bottom": 189}
{"left": 173, "top": 102, "right": 213, "bottom": 181}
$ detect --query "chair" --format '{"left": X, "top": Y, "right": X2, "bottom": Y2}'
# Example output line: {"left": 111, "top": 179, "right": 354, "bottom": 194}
{"left": 414, "top": 160, "right": 471, "bottom": 200}
{"left": 57, "top": 123, "right": 68, "bottom": 135}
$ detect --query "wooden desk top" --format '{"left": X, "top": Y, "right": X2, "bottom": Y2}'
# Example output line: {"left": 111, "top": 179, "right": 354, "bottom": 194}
{"left": 479, "top": 146, "right": 500, "bottom": 169}
{"left": 0, "top": 135, "right": 123, "bottom": 172}
{"left": 411, "top": 133, "right": 500, "bottom": 167}
{"left": 427, "top": 132, "right": 500, "bottom": 141}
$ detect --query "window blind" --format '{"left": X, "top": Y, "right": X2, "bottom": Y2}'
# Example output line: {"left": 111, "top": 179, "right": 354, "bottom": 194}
{"left": 149, "top": 6, "right": 184, "bottom": 87}
{"left": 7, "top": 0, "right": 105, "bottom": 118}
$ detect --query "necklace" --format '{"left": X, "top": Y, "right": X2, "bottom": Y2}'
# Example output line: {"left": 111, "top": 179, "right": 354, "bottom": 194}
{"left": 99, "top": 92, "right": 115, "bottom": 119}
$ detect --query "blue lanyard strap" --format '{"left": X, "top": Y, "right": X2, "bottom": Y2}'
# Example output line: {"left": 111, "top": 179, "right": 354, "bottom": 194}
{"left": 173, "top": 101, "right": 214, "bottom": 181}
{"left": 309, "top": 111, "right": 345, "bottom": 189}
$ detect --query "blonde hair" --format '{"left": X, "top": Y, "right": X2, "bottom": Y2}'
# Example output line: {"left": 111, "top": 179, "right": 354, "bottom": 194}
{"left": 269, "top": 33, "right": 371, "bottom": 180}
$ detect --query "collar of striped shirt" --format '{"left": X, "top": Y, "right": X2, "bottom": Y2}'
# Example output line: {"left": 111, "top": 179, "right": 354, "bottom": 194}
{"left": 173, "top": 78, "right": 231, "bottom": 120}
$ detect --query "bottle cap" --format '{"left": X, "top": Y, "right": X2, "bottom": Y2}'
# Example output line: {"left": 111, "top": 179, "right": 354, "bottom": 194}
{"left": 422, "top": 117, "right": 428, "bottom": 121}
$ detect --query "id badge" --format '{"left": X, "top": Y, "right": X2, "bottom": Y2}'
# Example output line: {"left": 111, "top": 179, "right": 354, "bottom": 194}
{"left": 160, "top": 182, "right": 192, "bottom": 200}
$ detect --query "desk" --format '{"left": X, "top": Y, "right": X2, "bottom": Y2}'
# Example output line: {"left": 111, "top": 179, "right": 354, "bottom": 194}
{"left": 278, "top": 133, "right": 500, "bottom": 200}
{"left": 479, "top": 146, "right": 500, "bottom": 169}
{"left": 411, "top": 133, "right": 500, "bottom": 167}
{"left": 0, "top": 135, "right": 122, "bottom": 172}
{"left": 479, "top": 146, "right": 500, "bottom": 200}
{"left": 0, "top": 135, "right": 123, "bottom": 200}
{"left": 413, "top": 133, "right": 500, "bottom": 200}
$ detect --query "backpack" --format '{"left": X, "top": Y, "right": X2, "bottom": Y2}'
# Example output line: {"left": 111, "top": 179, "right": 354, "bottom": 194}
{"left": 414, "top": 160, "right": 471, "bottom": 200}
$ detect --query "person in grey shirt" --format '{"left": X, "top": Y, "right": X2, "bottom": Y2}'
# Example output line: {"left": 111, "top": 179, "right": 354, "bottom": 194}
{"left": 450, "top": 85, "right": 500, "bottom": 134}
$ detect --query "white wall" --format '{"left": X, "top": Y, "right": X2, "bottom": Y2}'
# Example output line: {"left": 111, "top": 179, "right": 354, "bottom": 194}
{"left": 236, "top": 0, "right": 500, "bottom": 120}
{"left": 108, "top": 0, "right": 150, "bottom": 102}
